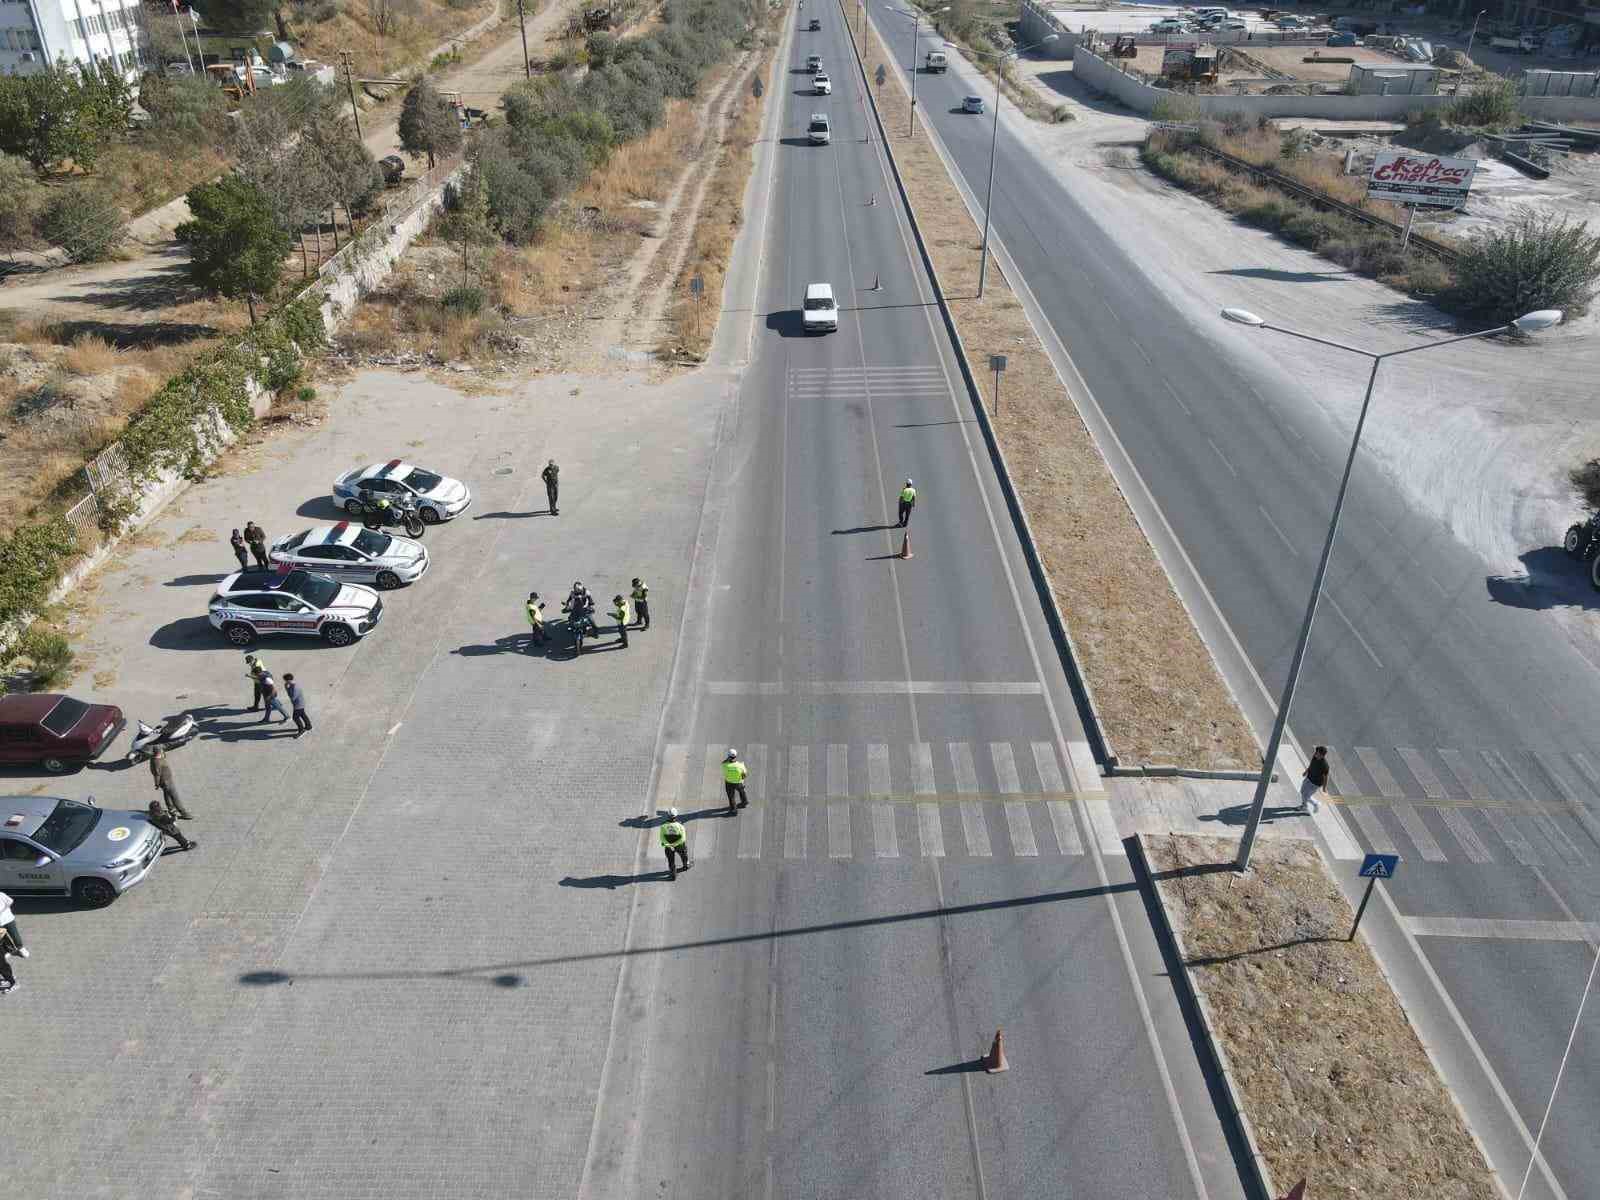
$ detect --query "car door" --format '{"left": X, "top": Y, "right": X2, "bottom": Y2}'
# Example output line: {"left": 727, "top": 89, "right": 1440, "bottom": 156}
{"left": 0, "top": 723, "right": 28, "bottom": 765}
{"left": 0, "top": 834, "right": 64, "bottom": 895}
{"left": 322, "top": 544, "right": 373, "bottom": 581}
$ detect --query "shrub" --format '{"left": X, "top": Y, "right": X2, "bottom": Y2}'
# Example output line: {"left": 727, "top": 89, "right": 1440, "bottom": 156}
{"left": 141, "top": 73, "right": 232, "bottom": 148}
{"left": 587, "top": 32, "right": 619, "bottom": 68}
{"left": 14, "top": 628, "right": 72, "bottom": 688}
{"left": 1150, "top": 94, "right": 1200, "bottom": 123}
{"left": 1570, "top": 459, "right": 1600, "bottom": 510}
{"left": 0, "top": 152, "right": 45, "bottom": 254}
{"left": 1052, "top": 104, "right": 1075, "bottom": 123}
{"left": 441, "top": 285, "right": 485, "bottom": 314}
{"left": 1446, "top": 76, "right": 1520, "bottom": 128}
{"left": 40, "top": 187, "right": 126, "bottom": 263}
{"left": 1439, "top": 212, "right": 1600, "bottom": 324}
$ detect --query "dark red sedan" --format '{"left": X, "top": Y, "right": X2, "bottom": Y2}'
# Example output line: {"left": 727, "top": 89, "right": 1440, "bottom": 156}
{"left": 0, "top": 693, "right": 124, "bottom": 773}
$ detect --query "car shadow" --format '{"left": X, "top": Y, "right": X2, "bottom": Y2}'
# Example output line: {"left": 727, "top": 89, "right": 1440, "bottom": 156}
{"left": 164, "top": 573, "right": 227, "bottom": 587}
{"left": 777, "top": 136, "right": 823, "bottom": 148}
{"left": 6, "top": 895, "right": 89, "bottom": 914}
{"left": 1209, "top": 267, "right": 1352, "bottom": 284}
{"left": 795, "top": 88, "right": 831, "bottom": 96}
{"left": 208, "top": 721, "right": 298, "bottom": 741}
{"left": 148, "top": 617, "right": 226, "bottom": 651}
{"left": 1486, "top": 545, "right": 1600, "bottom": 611}
{"left": 764, "top": 309, "right": 811, "bottom": 338}
{"left": 295, "top": 497, "right": 351, "bottom": 520}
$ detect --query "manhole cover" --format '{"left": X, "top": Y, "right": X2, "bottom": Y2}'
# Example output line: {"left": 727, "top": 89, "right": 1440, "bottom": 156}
{"left": 493, "top": 466, "right": 514, "bottom": 476}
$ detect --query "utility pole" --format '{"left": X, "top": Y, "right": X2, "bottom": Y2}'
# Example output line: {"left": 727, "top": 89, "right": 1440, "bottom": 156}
{"left": 516, "top": 0, "right": 531, "bottom": 78}
{"left": 340, "top": 50, "right": 364, "bottom": 142}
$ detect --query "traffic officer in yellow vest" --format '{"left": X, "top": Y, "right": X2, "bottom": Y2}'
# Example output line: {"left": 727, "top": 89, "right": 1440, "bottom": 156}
{"left": 722, "top": 748, "right": 749, "bottom": 813}
{"left": 525, "top": 591, "right": 546, "bottom": 649}
{"left": 630, "top": 577, "right": 650, "bottom": 631}
{"left": 611, "top": 594, "right": 630, "bottom": 648}
{"left": 897, "top": 478, "right": 917, "bottom": 528}
{"left": 660, "top": 807, "right": 690, "bottom": 878}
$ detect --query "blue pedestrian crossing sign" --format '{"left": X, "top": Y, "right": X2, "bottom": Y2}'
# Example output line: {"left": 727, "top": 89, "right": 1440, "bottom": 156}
{"left": 1359, "top": 853, "right": 1400, "bottom": 879}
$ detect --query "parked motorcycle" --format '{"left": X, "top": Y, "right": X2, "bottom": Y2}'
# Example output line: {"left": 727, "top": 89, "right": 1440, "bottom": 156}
{"left": 563, "top": 601, "right": 597, "bottom": 654}
{"left": 129, "top": 713, "right": 199, "bottom": 762}
{"left": 357, "top": 493, "right": 425, "bottom": 538}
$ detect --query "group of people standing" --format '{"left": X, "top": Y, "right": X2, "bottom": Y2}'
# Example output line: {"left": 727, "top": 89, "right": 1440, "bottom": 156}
{"left": 524, "top": 578, "right": 651, "bottom": 652}
{"left": 230, "top": 522, "right": 270, "bottom": 572}
{"left": 245, "top": 654, "right": 313, "bottom": 734}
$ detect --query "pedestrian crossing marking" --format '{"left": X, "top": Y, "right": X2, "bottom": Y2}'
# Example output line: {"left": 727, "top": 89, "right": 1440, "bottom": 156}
{"left": 960, "top": 802, "right": 992, "bottom": 857}
{"left": 1005, "top": 802, "right": 1039, "bottom": 856}
{"left": 1528, "top": 811, "right": 1586, "bottom": 868}
{"left": 1346, "top": 804, "right": 1397, "bottom": 853}
{"left": 867, "top": 744, "right": 891, "bottom": 797}
{"left": 872, "top": 803, "right": 898, "bottom": 858}
{"left": 1356, "top": 747, "right": 1403, "bottom": 799}
{"left": 911, "top": 743, "right": 936, "bottom": 795}
{"left": 827, "top": 744, "right": 848, "bottom": 798}
{"left": 1396, "top": 748, "right": 1446, "bottom": 800}
{"left": 739, "top": 807, "right": 764, "bottom": 859}
{"left": 1032, "top": 742, "right": 1066, "bottom": 794}
{"left": 784, "top": 804, "right": 806, "bottom": 859}
{"left": 1438, "top": 749, "right": 1493, "bottom": 802}
{"left": 747, "top": 744, "right": 768, "bottom": 800}
{"left": 1566, "top": 751, "right": 1600, "bottom": 795}
{"left": 950, "top": 742, "right": 979, "bottom": 795}
{"left": 1046, "top": 800, "right": 1084, "bottom": 856}
{"left": 1389, "top": 802, "right": 1445, "bottom": 862}
{"left": 1435, "top": 806, "right": 1492, "bottom": 864}
{"left": 991, "top": 743, "right": 1022, "bottom": 795}
{"left": 789, "top": 745, "right": 810, "bottom": 798}
{"left": 918, "top": 803, "right": 945, "bottom": 857}
{"left": 828, "top": 802, "right": 851, "bottom": 859}
{"left": 1482, "top": 807, "right": 1541, "bottom": 866}
{"left": 1322, "top": 747, "right": 1355, "bottom": 801}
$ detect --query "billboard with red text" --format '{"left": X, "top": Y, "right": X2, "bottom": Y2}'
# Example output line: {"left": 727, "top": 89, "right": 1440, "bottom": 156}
{"left": 1366, "top": 151, "right": 1478, "bottom": 209}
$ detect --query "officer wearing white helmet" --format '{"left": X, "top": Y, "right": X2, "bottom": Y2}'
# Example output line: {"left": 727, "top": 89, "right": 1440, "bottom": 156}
{"left": 722, "top": 748, "right": 749, "bottom": 813}
{"left": 660, "top": 807, "right": 690, "bottom": 879}
{"left": 897, "top": 478, "right": 917, "bottom": 528}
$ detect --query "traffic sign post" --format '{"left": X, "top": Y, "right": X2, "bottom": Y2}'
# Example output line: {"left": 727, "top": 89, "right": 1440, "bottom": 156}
{"left": 989, "top": 354, "right": 1007, "bottom": 417}
{"left": 689, "top": 274, "right": 705, "bottom": 340}
{"left": 1350, "top": 853, "right": 1400, "bottom": 941}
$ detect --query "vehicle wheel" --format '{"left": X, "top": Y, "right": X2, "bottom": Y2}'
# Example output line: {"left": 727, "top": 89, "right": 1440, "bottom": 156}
{"left": 322, "top": 623, "right": 355, "bottom": 646}
{"left": 1565, "top": 525, "right": 1585, "bottom": 556}
{"left": 344, "top": 498, "right": 365, "bottom": 516}
{"left": 41, "top": 755, "right": 71, "bottom": 773}
{"left": 404, "top": 517, "right": 425, "bottom": 538}
{"left": 222, "top": 622, "right": 258, "bottom": 647}
{"left": 375, "top": 570, "right": 401, "bottom": 590}
{"left": 420, "top": 506, "right": 442, "bottom": 525}
{"left": 73, "top": 877, "right": 117, "bottom": 908}
{"left": 1591, "top": 555, "right": 1600, "bottom": 593}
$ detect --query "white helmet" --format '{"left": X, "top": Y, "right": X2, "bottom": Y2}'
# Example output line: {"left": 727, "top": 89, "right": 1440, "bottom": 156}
{"left": 726, "top": 748, "right": 739, "bottom": 760}
{"left": 904, "top": 477, "right": 913, "bottom": 485}
{"left": 668, "top": 806, "right": 679, "bottom": 818}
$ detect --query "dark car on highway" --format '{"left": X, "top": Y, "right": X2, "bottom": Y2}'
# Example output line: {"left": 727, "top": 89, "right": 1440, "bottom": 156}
{"left": 0, "top": 693, "right": 124, "bottom": 774}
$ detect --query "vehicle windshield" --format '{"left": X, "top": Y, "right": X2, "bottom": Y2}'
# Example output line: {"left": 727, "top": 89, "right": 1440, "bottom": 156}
{"left": 809, "top": 120, "right": 828, "bottom": 131}
{"left": 804, "top": 297, "right": 835, "bottom": 311}
{"left": 280, "top": 530, "right": 308, "bottom": 550}
{"left": 32, "top": 798, "right": 100, "bottom": 855}
{"left": 280, "top": 570, "right": 341, "bottom": 607}
{"left": 40, "top": 697, "right": 90, "bottom": 736}
{"left": 352, "top": 528, "right": 393, "bottom": 556}
{"left": 403, "top": 468, "right": 443, "bottom": 492}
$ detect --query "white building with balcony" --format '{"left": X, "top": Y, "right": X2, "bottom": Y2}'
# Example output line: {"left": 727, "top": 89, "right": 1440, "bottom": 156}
{"left": 0, "top": 0, "right": 150, "bottom": 79}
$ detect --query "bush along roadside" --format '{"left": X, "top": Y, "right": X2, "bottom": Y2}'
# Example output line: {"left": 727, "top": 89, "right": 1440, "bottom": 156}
{"left": 0, "top": 297, "right": 326, "bottom": 645}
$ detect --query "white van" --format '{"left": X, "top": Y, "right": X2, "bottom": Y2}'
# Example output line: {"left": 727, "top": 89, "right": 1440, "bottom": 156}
{"left": 803, "top": 283, "right": 838, "bottom": 333}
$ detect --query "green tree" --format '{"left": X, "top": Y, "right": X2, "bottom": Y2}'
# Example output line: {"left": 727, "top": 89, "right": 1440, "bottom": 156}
{"left": 398, "top": 77, "right": 463, "bottom": 169}
{"left": 40, "top": 185, "right": 126, "bottom": 262}
{"left": 0, "top": 63, "right": 130, "bottom": 172}
{"left": 0, "top": 152, "right": 45, "bottom": 255}
{"left": 193, "top": 0, "right": 276, "bottom": 33}
{"left": 176, "top": 174, "right": 291, "bottom": 322}
{"left": 1442, "top": 212, "right": 1600, "bottom": 325}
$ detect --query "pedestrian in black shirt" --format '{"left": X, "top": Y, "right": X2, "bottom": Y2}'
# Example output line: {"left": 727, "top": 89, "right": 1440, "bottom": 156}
{"left": 542, "top": 460, "right": 560, "bottom": 515}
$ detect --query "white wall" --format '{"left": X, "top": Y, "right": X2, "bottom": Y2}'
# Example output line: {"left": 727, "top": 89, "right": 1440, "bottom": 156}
{"left": 0, "top": 0, "right": 148, "bottom": 77}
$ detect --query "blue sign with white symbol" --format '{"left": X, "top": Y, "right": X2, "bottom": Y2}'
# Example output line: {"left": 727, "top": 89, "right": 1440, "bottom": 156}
{"left": 1359, "top": 852, "right": 1400, "bottom": 879}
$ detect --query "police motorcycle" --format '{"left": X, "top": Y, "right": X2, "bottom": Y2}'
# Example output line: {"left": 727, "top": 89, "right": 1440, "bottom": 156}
{"left": 356, "top": 490, "right": 426, "bottom": 538}
{"left": 1563, "top": 512, "right": 1600, "bottom": 591}
{"left": 562, "top": 583, "right": 599, "bottom": 654}
{"left": 129, "top": 712, "right": 199, "bottom": 763}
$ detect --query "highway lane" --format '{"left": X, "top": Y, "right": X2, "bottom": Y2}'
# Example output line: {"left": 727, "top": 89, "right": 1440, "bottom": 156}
{"left": 576, "top": 10, "right": 1248, "bottom": 1199}
{"left": 875, "top": 13, "right": 1600, "bottom": 1196}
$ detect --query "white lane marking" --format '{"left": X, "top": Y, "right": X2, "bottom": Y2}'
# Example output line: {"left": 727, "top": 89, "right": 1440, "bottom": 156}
{"left": 659, "top": 744, "right": 690, "bottom": 809}
{"left": 1161, "top": 377, "right": 1192, "bottom": 416}
{"left": 1005, "top": 802, "right": 1038, "bottom": 857}
{"left": 918, "top": 803, "right": 946, "bottom": 857}
{"left": 911, "top": 742, "right": 936, "bottom": 795}
{"left": 1324, "top": 594, "right": 1383, "bottom": 669}
{"left": 386, "top": 722, "right": 402, "bottom": 736}
{"left": 1565, "top": 751, "right": 1600, "bottom": 795}
{"left": 867, "top": 743, "right": 891, "bottom": 796}
{"left": 1067, "top": 741, "right": 1104, "bottom": 797}
{"left": 1435, "top": 807, "right": 1493, "bottom": 864}
{"left": 1101, "top": 298, "right": 1119, "bottom": 321}
{"left": 1406, "top": 917, "right": 1600, "bottom": 943}
{"left": 705, "top": 682, "right": 786, "bottom": 695}
{"left": 1390, "top": 803, "right": 1446, "bottom": 862}
{"left": 1397, "top": 748, "right": 1445, "bottom": 799}
{"left": 1083, "top": 792, "right": 1125, "bottom": 856}
{"left": 1032, "top": 741, "right": 1066, "bottom": 794}
{"left": 704, "top": 680, "right": 1044, "bottom": 695}
{"left": 1258, "top": 505, "right": 1297, "bottom": 557}
{"left": 1347, "top": 804, "right": 1398, "bottom": 853}
{"left": 829, "top": 802, "right": 852, "bottom": 859}
{"left": 960, "top": 802, "right": 993, "bottom": 857}
{"left": 788, "top": 744, "right": 810, "bottom": 797}
{"left": 873, "top": 803, "right": 899, "bottom": 858}
{"left": 1131, "top": 338, "right": 1153, "bottom": 366}
{"left": 1046, "top": 800, "right": 1084, "bottom": 856}
{"left": 990, "top": 742, "right": 1021, "bottom": 794}
{"left": 1438, "top": 748, "right": 1493, "bottom": 802}
{"left": 1355, "top": 747, "right": 1402, "bottom": 798}
{"left": 784, "top": 803, "right": 807, "bottom": 859}
{"left": 747, "top": 744, "right": 767, "bottom": 801}
{"left": 1207, "top": 438, "right": 1238, "bottom": 478}
{"left": 827, "top": 743, "right": 848, "bottom": 797}
{"left": 739, "top": 806, "right": 765, "bottom": 859}
{"left": 1483, "top": 807, "right": 1541, "bottom": 867}
{"left": 950, "top": 742, "right": 979, "bottom": 795}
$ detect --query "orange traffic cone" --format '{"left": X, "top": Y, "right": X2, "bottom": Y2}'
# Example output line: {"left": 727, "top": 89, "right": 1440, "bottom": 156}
{"left": 898, "top": 531, "right": 913, "bottom": 559}
{"left": 983, "top": 1029, "right": 1008, "bottom": 1074}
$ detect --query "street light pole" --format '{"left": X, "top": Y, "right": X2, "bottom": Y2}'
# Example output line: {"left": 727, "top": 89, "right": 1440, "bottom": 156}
{"left": 969, "top": 35, "right": 1057, "bottom": 298}
{"left": 516, "top": 0, "right": 531, "bottom": 79}
{"left": 1466, "top": 8, "right": 1486, "bottom": 60}
{"left": 1223, "top": 306, "right": 1564, "bottom": 872}
{"left": 900, "top": 5, "right": 948, "bottom": 137}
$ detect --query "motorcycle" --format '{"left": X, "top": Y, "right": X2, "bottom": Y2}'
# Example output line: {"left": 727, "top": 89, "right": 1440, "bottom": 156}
{"left": 357, "top": 492, "right": 425, "bottom": 538}
{"left": 563, "top": 601, "right": 597, "bottom": 654}
{"left": 1563, "top": 513, "right": 1600, "bottom": 561}
{"left": 129, "top": 713, "right": 199, "bottom": 763}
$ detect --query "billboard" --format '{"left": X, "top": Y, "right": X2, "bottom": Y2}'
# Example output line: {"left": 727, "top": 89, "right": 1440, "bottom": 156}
{"left": 1366, "top": 151, "right": 1477, "bottom": 209}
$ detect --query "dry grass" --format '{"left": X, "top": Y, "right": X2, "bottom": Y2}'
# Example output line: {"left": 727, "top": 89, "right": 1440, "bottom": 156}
{"left": 856, "top": 17, "right": 1258, "bottom": 767}
{"left": 1147, "top": 835, "right": 1497, "bottom": 1199}
{"left": 90, "top": 139, "right": 231, "bottom": 223}
{"left": 277, "top": 0, "right": 498, "bottom": 76}
{"left": 58, "top": 336, "right": 121, "bottom": 377}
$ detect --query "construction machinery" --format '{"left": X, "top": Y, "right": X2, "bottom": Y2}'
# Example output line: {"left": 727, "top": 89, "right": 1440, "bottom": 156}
{"left": 584, "top": 6, "right": 613, "bottom": 30}
{"left": 1111, "top": 34, "right": 1137, "bottom": 58}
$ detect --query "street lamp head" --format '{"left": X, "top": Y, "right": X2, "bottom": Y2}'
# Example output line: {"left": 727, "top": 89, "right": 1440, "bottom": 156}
{"left": 1512, "top": 309, "right": 1563, "bottom": 333}
{"left": 1221, "top": 307, "right": 1266, "bottom": 327}
{"left": 1042, "top": 33, "right": 1059, "bottom": 42}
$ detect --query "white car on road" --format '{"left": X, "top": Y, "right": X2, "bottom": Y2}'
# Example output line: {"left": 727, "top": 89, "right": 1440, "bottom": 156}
{"left": 813, "top": 71, "right": 831, "bottom": 94}
{"left": 803, "top": 283, "right": 838, "bottom": 334}
{"left": 331, "top": 459, "right": 472, "bottom": 524}
{"left": 808, "top": 113, "right": 831, "bottom": 144}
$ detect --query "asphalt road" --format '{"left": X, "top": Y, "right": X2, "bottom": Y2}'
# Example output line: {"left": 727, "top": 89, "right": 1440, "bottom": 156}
{"left": 876, "top": 11, "right": 1600, "bottom": 1196}
{"left": 576, "top": 12, "right": 1248, "bottom": 1199}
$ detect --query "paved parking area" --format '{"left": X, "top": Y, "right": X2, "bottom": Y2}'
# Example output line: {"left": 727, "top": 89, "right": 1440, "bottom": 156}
{"left": 5, "top": 364, "right": 732, "bottom": 1197}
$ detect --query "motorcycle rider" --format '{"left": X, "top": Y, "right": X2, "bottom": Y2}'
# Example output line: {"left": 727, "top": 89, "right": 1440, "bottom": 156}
{"left": 563, "top": 581, "right": 597, "bottom": 636}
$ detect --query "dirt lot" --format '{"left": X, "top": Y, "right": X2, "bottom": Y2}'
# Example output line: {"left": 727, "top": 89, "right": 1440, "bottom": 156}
{"left": 1111, "top": 40, "right": 1419, "bottom": 89}
{"left": 1147, "top": 834, "right": 1497, "bottom": 1199}
{"left": 856, "top": 20, "right": 1259, "bottom": 768}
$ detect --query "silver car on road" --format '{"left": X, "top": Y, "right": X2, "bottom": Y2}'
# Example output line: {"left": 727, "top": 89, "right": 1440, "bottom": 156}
{"left": 0, "top": 795, "right": 166, "bottom": 907}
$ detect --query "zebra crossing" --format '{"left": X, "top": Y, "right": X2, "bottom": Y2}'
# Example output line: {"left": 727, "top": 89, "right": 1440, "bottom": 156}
{"left": 1315, "top": 742, "right": 1600, "bottom": 870}
{"left": 785, "top": 364, "right": 952, "bottom": 403}
{"left": 653, "top": 740, "right": 1091, "bottom": 863}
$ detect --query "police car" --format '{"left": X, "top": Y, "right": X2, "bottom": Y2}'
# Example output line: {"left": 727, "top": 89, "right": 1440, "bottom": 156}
{"left": 332, "top": 460, "right": 472, "bottom": 524}
{"left": 207, "top": 568, "right": 383, "bottom": 647}
{"left": 1, "top": 795, "right": 166, "bottom": 907}
{"left": 270, "top": 522, "right": 429, "bottom": 589}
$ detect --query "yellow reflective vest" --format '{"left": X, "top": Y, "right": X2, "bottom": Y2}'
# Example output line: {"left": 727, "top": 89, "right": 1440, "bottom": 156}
{"left": 660, "top": 820, "right": 687, "bottom": 848}
{"left": 722, "top": 760, "right": 748, "bottom": 785}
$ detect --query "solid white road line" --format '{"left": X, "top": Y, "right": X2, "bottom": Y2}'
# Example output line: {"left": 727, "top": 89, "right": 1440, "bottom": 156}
{"left": 1406, "top": 916, "right": 1600, "bottom": 943}
{"left": 703, "top": 680, "right": 1044, "bottom": 695}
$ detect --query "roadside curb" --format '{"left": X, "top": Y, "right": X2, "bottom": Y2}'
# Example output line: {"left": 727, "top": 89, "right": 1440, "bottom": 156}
{"left": 835, "top": 0, "right": 1119, "bottom": 775}
{"left": 1113, "top": 764, "right": 1277, "bottom": 783}
{"left": 1129, "top": 832, "right": 1277, "bottom": 1200}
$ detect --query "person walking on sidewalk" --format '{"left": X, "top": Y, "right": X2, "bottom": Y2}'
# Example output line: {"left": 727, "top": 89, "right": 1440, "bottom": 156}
{"left": 722, "top": 748, "right": 749, "bottom": 813}
{"left": 147, "top": 801, "right": 197, "bottom": 852}
{"left": 525, "top": 592, "right": 547, "bottom": 649}
{"left": 259, "top": 671, "right": 289, "bottom": 725}
{"left": 897, "top": 478, "right": 917, "bottom": 528}
{"left": 660, "top": 807, "right": 690, "bottom": 879}
{"left": 245, "top": 654, "right": 270, "bottom": 710}
{"left": 230, "top": 528, "right": 250, "bottom": 572}
{"left": 284, "top": 673, "right": 312, "bottom": 736}
{"left": 149, "top": 748, "right": 192, "bottom": 820}
{"left": 611, "top": 595, "right": 630, "bottom": 648}
{"left": 1300, "top": 746, "right": 1330, "bottom": 814}
{"left": 630, "top": 578, "right": 650, "bottom": 631}
{"left": 0, "top": 891, "right": 28, "bottom": 961}
{"left": 542, "top": 460, "right": 560, "bottom": 516}
{"left": 244, "top": 521, "right": 269, "bottom": 569}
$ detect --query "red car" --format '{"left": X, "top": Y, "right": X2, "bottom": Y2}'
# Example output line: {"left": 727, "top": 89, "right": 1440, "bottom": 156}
{"left": 0, "top": 693, "right": 124, "bottom": 773}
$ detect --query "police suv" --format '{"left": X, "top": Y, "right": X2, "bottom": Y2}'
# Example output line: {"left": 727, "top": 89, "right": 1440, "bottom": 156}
{"left": 208, "top": 569, "right": 383, "bottom": 647}
{"left": 270, "top": 522, "right": 429, "bottom": 589}
{"left": 331, "top": 459, "right": 472, "bottom": 524}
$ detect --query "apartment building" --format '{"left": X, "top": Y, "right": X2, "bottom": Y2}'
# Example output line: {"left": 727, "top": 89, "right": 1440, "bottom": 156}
{"left": 0, "top": 0, "right": 149, "bottom": 78}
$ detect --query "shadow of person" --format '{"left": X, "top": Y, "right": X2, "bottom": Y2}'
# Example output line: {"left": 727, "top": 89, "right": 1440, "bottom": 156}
{"left": 559, "top": 872, "right": 668, "bottom": 889}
